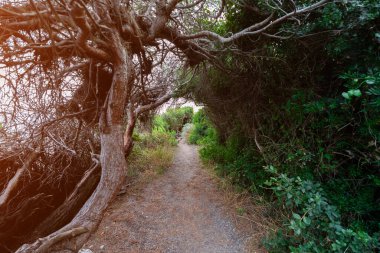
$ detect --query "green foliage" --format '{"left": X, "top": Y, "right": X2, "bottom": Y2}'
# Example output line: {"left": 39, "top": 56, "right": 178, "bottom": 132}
{"left": 136, "top": 106, "right": 194, "bottom": 149}
{"left": 188, "top": 111, "right": 269, "bottom": 191}
{"left": 187, "top": 0, "right": 380, "bottom": 251}
{"left": 188, "top": 109, "right": 211, "bottom": 144}
{"left": 264, "top": 167, "right": 379, "bottom": 252}
{"left": 283, "top": 74, "right": 380, "bottom": 230}
{"left": 153, "top": 106, "right": 193, "bottom": 134}
{"left": 128, "top": 108, "right": 194, "bottom": 177}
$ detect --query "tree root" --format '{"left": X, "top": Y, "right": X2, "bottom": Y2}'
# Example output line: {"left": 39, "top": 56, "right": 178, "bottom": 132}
{"left": 31, "top": 164, "right": 100, "bottom": 239}
{"left": 17, "top": 227, "right": 88, "bottom": 253}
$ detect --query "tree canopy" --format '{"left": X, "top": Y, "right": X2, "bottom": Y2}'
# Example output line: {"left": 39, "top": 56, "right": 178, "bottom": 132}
{"left": 0, "top": 0, "right": 336, "bottom": 252}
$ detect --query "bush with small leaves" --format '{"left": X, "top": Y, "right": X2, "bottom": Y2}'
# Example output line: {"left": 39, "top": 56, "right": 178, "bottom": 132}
{"left": 264, "top": 166, "right": 380, "bottom": 253}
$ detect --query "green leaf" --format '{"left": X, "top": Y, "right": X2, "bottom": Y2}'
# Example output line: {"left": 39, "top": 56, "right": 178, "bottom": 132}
{"left": 293, "top": 213, "right": 301, "bottom": 220}
{"left": 351, "top": 89, "right": 362, "bottom": 97}
{"left": 304, "top": 217, "right": 311, "bottom": 225}
{"left": 342, "top": 92, "right": 350, "bottom": 99}
{"left": 265, "top": 165, "right": 277, "bottom": 174}
{"left": 373, "top": 177, "right": 380, "bottom": 186}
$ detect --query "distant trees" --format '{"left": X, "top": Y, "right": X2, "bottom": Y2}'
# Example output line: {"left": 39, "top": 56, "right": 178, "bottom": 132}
{"left": 0, "top": 0, "right": 329, "bottom": 251}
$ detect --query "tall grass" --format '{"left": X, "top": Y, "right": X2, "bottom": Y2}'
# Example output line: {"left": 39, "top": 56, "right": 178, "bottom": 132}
{"left": 126, "top": 107, "right": 193, "bottom": 188}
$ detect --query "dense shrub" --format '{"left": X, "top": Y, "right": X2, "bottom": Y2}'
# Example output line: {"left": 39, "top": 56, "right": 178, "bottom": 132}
{"left": 153, "top": 107, "right": 193, "bottom": 135}
{"left": 188, "top": 109, "right": 211, "bottom": 144}
{"left": 193, "top": 104, "right": 380, "bottom": 251}
{"left": 188, "top": 0, "right": 380, "bottom": 251}
{"left": 264, "top": 166, "right": 379, "bottom": 253}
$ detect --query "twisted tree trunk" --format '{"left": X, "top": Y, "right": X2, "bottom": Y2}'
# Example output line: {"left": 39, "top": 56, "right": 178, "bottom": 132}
{"left": 16, "top": 31, "right": 132, "bottom": 253}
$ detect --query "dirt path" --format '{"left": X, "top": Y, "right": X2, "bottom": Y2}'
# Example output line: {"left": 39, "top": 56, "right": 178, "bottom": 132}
{"left": 83, "top": 140, "right": 254, "bottom": 253}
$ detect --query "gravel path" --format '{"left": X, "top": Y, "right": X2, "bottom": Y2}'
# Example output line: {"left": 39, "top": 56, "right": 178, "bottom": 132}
{"left": 83, "top": 140, "right": 251, "bottom": 253}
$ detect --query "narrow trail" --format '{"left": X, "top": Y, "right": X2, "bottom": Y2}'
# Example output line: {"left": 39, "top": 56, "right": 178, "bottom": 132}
{"left": 84, "top": 140, "right": 255, "bottom": 253}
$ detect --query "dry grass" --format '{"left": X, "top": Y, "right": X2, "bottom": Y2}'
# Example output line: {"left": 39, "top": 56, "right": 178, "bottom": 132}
{"left": 200, "top": 160, "right": 278, "bottom": 253}
{"left": 125, "top": 142, "right": 176, "bottom": 193}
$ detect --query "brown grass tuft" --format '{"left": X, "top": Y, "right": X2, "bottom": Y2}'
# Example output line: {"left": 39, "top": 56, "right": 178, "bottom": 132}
{"left": 125, "top": 143, "right": 176, "bottom": 193}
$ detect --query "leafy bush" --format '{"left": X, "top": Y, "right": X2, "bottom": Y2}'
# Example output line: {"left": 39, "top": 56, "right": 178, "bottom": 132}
{"left": 139, "top": 106, "right": 194, "bottom": 148}
{"left": 135, "top": 129, "right": 177, "bottom": 149}
{"left": 153, "top": 106, "right": 193, "bottom": 134}
{"left": 280, "top": 69, "right": 380, "bottom": 230}
{"left": 264, "top": 166, "right": 379, "bottom": 253}
{"left": 186, "top": 0, "right": 380, "bottom": 251}
{"left": 189, "top": 114, "right": 269, "bottom": 191}
{"left": 188, "top": 109, "right": 211, "bottom": 144}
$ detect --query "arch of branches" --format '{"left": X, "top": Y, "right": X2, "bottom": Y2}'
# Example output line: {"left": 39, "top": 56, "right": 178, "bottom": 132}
{"left": 0, "top": 0, "right": 329, "bottom": 252}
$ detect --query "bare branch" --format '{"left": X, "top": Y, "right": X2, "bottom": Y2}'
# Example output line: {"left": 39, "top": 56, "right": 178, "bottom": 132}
{"left": 178, "top": 0, "right": 330, "bottom": 43}
{"left": 0, "top": 151, "right": 40, "bottom": 207}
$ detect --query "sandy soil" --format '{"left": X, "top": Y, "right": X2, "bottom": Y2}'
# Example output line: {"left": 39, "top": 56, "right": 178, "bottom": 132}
{"left": 83, "top": 140, "right": 262, "bottom": 253}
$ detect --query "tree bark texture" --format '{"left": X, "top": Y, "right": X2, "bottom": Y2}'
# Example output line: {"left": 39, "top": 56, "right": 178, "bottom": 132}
{"left": 16, "top": 31, "right": 132, "bottom": 253}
